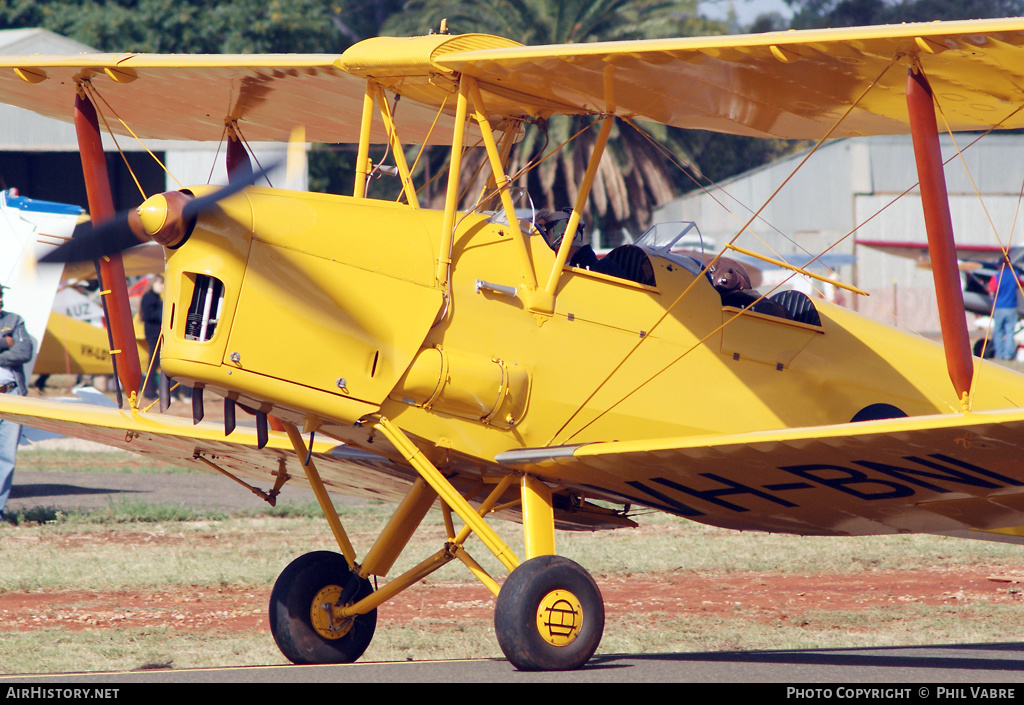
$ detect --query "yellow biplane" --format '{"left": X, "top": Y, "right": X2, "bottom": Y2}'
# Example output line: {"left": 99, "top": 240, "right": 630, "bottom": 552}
{"left": 3, "top": 18, "right": 1024, "bottom": 671}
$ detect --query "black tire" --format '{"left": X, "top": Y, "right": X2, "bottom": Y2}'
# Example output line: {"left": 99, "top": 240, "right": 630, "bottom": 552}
{"left": 268, "top": 551, "right": 377, "bottom": 665}
{"left": 974, "top": 338, "right": 996, "bottom": 359}
{"left": 494, "top": 555, "right": 604, "bottom": 671}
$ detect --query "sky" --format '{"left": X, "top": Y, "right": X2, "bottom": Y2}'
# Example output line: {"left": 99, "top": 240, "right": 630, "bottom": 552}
{"left": 699, "top": 0, "right": 795, "bottom": 25}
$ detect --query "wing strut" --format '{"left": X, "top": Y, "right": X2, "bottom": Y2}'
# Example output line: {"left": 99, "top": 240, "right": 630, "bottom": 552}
{"left": 906, "top": 66, "right": 974, "bottom": 411}
{"left": 225, "top": 123, "right": 252, "bottom": 184}
{"left": 74, "top": 88, "right": 143, "bottom": 406}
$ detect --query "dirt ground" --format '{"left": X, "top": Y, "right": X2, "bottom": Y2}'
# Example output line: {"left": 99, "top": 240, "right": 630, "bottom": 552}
{"left": 3, "top": 560, "right": 1023, "bottom": 635}
{"left": 6, "top": 425, "right": 1024, "bottom": 639}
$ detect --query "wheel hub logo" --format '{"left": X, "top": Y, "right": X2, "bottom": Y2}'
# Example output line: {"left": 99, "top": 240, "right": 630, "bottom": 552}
{"left": 536, "top": 589, "right": 583, "bottom": 646}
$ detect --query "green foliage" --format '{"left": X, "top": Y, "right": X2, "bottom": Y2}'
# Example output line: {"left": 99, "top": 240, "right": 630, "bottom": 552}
{"left": 384, "top": 0, "right": 715, "bottom": 44}
{"left": 0, "top": 0, "right": 385, "bottom": 53}
{"left": 308, "top": 144, "right": 358, "bottom": 196}
{"left": 0, "top": 0, "right": 876, "bottom": 232}
{"left": 3, "top": 499, "right": 229, "bottom": 525}
{"left": 786, "top": 0, "right": 1024, "bottom": 29}
{"left": 2, "top": 497, "right": 346, "bottom": 525}
{"left": 3, "top": 505, "right": 67, "bottom": 525}
{"left": 383, "top": 0, "right": 731, "bottom": 236}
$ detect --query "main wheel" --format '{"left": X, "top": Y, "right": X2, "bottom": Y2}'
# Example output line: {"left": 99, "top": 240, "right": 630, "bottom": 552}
{"left": 494, "top": 555, "right": 604, "bottom": 671}
{"left": 269, "top": 551, "right": 377, "bottom": 665}
{"left": 974, "top": 338, "right": 996, "bottom": 359}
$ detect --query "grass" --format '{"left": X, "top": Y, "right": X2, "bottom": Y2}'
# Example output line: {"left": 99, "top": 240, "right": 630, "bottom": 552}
{"left": 3, "top": 500, "right": 1024, "bottom": 591}
{"left": 3, "top": 498, "right": 332, "bottom": 527}
{"left": 3, "top": 457, "right": 1024, "bottom": 674}
{"left": 0, "top": 629, "right": 287, "bottom": 675}
{"left": 16, "top": 449, "right": 201, "bottom": 475}
{"left": 5, "top": 499, "right": 1024, "bottom": 591}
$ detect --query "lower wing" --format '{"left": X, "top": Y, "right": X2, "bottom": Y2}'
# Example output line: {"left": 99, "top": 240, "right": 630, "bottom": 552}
{"left": 0, "top": 394, "right": 415, "bottom": 507}
{"left": 498, "top": 410, "right": 1024, "bottom": 544}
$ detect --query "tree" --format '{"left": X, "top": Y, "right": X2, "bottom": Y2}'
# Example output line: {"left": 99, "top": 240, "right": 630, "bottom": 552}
{"left": 786, "top": 0, "right": 1024, "bottom": 29}
{"left": 0, "top": 1, "right": 410, "bottom": 196}
{"left": 381, "top": 0, "right": 730, "bottom": 240}
{"left": 0, "top": 1, "right": 796, "bottom": 233}
{"left": 0, "top": 0, "right": 355, "bottom": 53}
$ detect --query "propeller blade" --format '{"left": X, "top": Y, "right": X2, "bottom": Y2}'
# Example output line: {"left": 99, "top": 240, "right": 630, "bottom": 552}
{"left": 40, "top": 160, "right": 281, "bottom": 265}
{"left": 39, "top": 212, "right": 140, "bottom": 264}
{"left": 181, "top": 160, "right": 278, "bottom": 221}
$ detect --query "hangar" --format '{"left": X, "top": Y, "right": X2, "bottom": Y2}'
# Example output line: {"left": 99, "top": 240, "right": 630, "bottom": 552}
{"left": 653, "top": 133, "right": 1024, "bottom": 336}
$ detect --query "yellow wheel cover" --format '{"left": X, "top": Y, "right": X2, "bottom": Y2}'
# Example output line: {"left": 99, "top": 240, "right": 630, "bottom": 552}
{"left": 535, "top": 589, "right": 583, "bottom": 647}
{"left": 310, "top": 584, "right": 353, "bottom": 640}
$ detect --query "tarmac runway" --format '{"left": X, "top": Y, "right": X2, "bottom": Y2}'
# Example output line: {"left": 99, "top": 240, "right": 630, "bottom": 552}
{"left": 7, "top": 436, "right": 348, "bottom": 515}
{"left": 7, "top": 469, "right": 329, "bottom": 515}
{"left": 4, "top": 644, "right": 1024, "bottom": 684}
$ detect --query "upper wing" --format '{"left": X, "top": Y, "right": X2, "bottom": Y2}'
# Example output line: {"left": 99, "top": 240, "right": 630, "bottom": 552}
{"left": 436, "top": 18, "right": 1024, "bottom": 139}
{"left": 0, "top": 394, "right": 416, "bottom": 506}
{"left": 3, "top": 20, "right": 1024, "bottom": 143}
{"left": 497, "top": 410, "right": 1024, "bottom": 543}
{"left": 0, "top": 53, "right": 465, "bottom": 145}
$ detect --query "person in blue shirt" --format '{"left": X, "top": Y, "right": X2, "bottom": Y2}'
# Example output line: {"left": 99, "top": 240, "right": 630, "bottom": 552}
{"left": 991, "top": 261, "right": 1020, "bottom": 360}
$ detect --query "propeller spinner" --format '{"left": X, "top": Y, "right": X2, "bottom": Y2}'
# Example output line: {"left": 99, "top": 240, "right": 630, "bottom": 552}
{"left": 41, "top": 162, "right": 277, "bottom": 264}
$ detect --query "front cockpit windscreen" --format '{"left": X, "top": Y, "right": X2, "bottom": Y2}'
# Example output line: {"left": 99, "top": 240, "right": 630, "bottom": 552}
{"left": 634, "top": 222, "right": 705, "bottom": 277}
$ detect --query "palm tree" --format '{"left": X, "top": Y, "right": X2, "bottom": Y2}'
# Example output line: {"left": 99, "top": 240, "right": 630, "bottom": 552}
{"left": 382, "top": 0, "right": 729, "bottom": 242}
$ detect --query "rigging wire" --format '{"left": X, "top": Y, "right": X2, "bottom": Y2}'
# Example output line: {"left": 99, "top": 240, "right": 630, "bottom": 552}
{"left": 558, "top": 70, "right": 1024, "bottom": 438}
{"left": 932, "top": 98, "right": 1024, "bottom": 404}
{"left": 81, "top": 81, "right": 181, "bottom": 194}
{"left": 547, "top": 55, "right": 903, "bottom": 447}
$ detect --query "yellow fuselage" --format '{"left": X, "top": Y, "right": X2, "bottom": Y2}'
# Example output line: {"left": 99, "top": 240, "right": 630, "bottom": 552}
{"left": 158, "top": 188, "right": 1024, "bottom": 480}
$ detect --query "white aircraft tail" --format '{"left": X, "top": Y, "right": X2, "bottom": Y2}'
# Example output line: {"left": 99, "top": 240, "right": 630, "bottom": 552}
{"left": 0, "top": 188, "right": 83, "bottom": 378}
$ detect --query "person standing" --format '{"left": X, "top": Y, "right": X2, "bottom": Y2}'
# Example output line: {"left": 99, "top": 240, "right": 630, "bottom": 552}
{"left": 0, "top": 282, "right": 34, "bottom": 520}
{"left": 990, "top": 261, "right": 1020, "bottom": 361}
{"left": 141, "top": 275, "right": 164, "bottom": 400}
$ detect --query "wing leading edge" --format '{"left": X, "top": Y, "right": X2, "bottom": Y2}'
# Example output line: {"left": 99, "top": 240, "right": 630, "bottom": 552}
{"left": 497, "top": 410, "right": 1024, "bottom": 543}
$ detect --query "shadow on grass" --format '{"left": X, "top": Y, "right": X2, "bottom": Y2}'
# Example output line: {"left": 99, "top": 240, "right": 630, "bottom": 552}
{"left": 2, "top": 498, "right": 348, "bottom": 525}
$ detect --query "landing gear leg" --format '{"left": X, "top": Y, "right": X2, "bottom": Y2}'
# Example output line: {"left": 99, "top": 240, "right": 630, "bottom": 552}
{"left": 494, "top": 474, "right": 604, "bottom": 671}
{"left": 368, "top": 418, "right": 607, "bottom": 670}
{"left": 269, "top": 551, "right": 377, "bottom": 665}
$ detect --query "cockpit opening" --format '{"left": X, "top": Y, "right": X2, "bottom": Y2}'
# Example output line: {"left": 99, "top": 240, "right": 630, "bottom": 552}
{"left": 634, "top": 221, "right": 822, "bottom": 326}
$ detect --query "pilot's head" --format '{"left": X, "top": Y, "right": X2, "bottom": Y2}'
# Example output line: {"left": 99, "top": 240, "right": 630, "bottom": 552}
{"left": 537, "top": 208, "right": 585, "bottom": 251}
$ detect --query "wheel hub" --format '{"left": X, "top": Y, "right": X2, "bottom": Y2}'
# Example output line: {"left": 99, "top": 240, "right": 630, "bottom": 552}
{"left": 310, "top": 584, "right": 354, "bottom": 640}
{"left": 535, "top": 589, "right": 583, "bottom": 647}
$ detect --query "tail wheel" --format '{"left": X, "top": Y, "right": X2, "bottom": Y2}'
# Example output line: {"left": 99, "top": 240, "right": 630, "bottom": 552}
{"left": 494, "top": 555, "right": 604, "bottom": 671}
{"left": 269, "top": 551, "right": 377, "bottom": 665}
